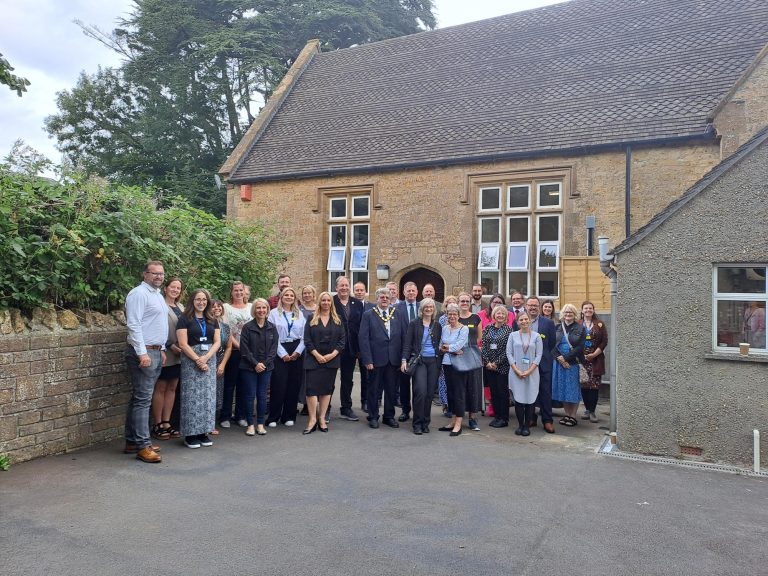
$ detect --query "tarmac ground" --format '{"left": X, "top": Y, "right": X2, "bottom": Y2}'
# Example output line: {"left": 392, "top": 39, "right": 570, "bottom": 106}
{"left": 2, "top": 382, "right": 767, "bottom": 576}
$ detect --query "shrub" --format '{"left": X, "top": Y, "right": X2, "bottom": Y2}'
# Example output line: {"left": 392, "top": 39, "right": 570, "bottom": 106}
{"left": 0, "top": 167, "right": 285, "bottom": 312}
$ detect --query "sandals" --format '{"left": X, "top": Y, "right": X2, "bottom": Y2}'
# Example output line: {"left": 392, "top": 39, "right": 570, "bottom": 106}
{"left": 559, "top": 416, "right": 578, "bottom": 427}
{"left": 152, "top": 421, "right": 181, "bottom": 440}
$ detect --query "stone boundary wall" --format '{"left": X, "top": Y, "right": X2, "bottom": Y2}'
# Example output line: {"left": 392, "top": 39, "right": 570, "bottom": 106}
{"left": 0, "top": 308, "right": 130, "bottom": 464}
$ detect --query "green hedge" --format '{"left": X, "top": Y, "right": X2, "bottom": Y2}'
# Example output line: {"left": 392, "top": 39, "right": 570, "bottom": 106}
{"left": 0, "top": 167, "right": 285, "bottom": 312}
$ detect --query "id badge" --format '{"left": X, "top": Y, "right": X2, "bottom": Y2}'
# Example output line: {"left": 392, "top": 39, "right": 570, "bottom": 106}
{"left": 199, "top": 344, "right": 210, "bottom": 351}
{"left": 521, "top": 356, "right": 530, "bottom": 369}
{"left": 490, "top": 343, "right": 498, "bottom": 350}
{"left": 199, "top": 336, "right": 208, "bottom": 342}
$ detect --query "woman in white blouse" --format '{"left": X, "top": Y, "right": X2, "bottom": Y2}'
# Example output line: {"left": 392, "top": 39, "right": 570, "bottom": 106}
{"left": 266, "top": 287, "right": 306, "bottom": 427}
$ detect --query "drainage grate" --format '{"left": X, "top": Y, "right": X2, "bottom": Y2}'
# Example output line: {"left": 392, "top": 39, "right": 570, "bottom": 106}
{"left": 599, "top": 438, "right": 768, "bottom": 477}
{"left": 680, "top": 445, "right": 703, "bottom": 457}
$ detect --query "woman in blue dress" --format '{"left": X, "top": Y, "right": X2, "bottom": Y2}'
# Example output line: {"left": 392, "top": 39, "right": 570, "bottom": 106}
{"left": 551, "top": 303, "right": 585, "bottom": 427}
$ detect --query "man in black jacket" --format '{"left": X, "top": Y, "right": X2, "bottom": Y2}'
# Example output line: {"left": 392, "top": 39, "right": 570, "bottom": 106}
{"left": 333, "top": 276, "right": 364, "bottom": 421}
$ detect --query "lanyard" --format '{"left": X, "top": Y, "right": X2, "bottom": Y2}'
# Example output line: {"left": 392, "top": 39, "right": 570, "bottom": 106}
{"left": 521, "top": 331, "right": 531, "bottom": 355}
{"left": 195, "top": 317, "right": 207, "bottom": 339}
{"left": 283, "top": 311, "right": 295, "bottom": 336}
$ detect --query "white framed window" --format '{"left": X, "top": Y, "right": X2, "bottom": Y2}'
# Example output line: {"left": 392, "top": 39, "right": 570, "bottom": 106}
{"left": 713, "top": 265, "right": 767, "bottom": 353}
{"left": 537, "top": 182, "right": 562, "bottom": 209}
{"left": 327, "top": 194, "right": 371, "bottom": 291}
{"left": 508, "top": 184, "right": 530, "bottom": 210}
{"left": 479, "top": 187, "right": 501, "bottom": 211}
{"left": 352, "top": 196, "right": 370, "bottom": 218}
{"left": 476, "top": 179, "right": 562, "bottom": 297}
{"left": 330, "top": 197, "right": 347, "bottom": 219}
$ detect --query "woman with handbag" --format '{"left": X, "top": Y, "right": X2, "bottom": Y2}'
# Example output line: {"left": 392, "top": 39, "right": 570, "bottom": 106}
{"left": 506, "top": 311, "right": 543, "bottom": 436}
{"left": 580, "top": 301, "right": 607, "bottom": 423}
{"left": 401, "top": 298, "right": 442, "bottom": 435}
{"left": 481, "top": 305, "right": 514, "bottom": 428}
{"left": 458, "top": 292, "right": 483, "bottom": 431}
{"left": 551, "top": 303, "right": 586, "bottom": 427}
{"left": 438, "top": 304, "right": 471, "bottom": 436}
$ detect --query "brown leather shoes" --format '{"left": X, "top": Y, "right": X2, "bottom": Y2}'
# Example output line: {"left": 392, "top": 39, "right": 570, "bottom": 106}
{"left": 124, "top": 442, "right": 161, "bottom": 454}
{"left": 135, "top": 446, "right": 162, "bottom": 463}
{"left": 528, "top": 420, "right": 538, "bottom": 428}
{"left": 543, "top": 422, "right": 555, "bottom": 434}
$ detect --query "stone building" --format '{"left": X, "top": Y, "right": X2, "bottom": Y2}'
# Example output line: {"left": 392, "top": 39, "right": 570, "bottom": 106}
{"left": 220, "top": 0, "right": 768, "bottom": 308}
{"left": 607, "top": 127, "right": 768, "bottom": 467}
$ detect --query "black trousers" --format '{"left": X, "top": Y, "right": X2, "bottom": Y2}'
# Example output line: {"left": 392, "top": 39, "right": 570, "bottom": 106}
{"left": 366, "top": 364, "right": 397, "bottom": 421}
{"left": 485, "top": 368, "right": 510, "bottom": 421}
{"left": 444, "top": 365, "right": 470, "bottom": 418}
{"left": 582, "top": 388, "right": 599, "bottom": 412}
{"left": 411, "top": 356, "right": 439, "bottom": 429}
{"left": 534, "top": 368, "right": 553, "bottom": 423}
{"left": 515, "top": 403, "right": 534, "bottom": 428}
{"left": 267, "top": 342, "right": 302, "bottom": 424}
{"left": 399, "top": 371, "right": 412, "bottom": 414}
{"left": 357, "top": 356, "right": 369, "bottom": 407}
{"left": 219, "top": 349, "right": 244, "bottom": 422}
{"left": 338, "top": 350, "right": 356, "bottom": 411}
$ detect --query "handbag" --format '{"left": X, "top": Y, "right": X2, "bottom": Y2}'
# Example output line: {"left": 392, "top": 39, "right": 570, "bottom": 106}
{"left": 451, "top": 345, "right": 483, "bottom": 372}
{"left": 405, "top": 354, "right": 421, "bottom": 375}
{"left": 579, "top": 362, "right": 590, "bottom": 384}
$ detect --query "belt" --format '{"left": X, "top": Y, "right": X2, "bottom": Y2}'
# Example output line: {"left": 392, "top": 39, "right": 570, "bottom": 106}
{"left": 146, "top": 345, "right": 163, "bottom": 350}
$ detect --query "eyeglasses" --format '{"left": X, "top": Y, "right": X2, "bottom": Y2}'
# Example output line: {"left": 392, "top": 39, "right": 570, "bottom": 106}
{"left": 147, "top": 272, "right": 165, "bottom": 276}
{"left": 459, "top": 300, "right": 470, "bottom": 303}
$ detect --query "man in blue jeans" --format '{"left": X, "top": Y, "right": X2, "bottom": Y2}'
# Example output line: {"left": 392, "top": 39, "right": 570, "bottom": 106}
{"left": 124, "top": 260, "right": 168, "bottom": 463}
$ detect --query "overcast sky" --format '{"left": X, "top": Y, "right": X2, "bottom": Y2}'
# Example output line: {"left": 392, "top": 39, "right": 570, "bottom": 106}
{"left": 0, "top": 0, "right": 565, "bottom": 165}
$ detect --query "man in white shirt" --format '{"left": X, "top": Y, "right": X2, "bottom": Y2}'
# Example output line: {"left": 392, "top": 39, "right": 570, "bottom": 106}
{"left": 124, "top": 261, "right": 168, "bottom": 463}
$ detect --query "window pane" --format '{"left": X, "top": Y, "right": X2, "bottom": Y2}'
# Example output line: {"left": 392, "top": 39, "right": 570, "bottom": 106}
{"left": 352, "top": 224, "right": 368, "bottom": 247}
{"left": 480, "top": 187, "right": 501, "bottom": 210}
{"left": 507, "top": 244, "right": 528, "bottom": 269}
{"left": 508, "top": 272, "right": 528, "bottom": 296}
{"left": 330, "top": 225, "right": 346, "bottom": 247}
{"left": 352, "top": 196, "right": 369, "bottom": 217}
{"left": 508, "top": 217, "right": 528, "bottom": 242}
{"left": 508, "top": 185, "right": 530, "bottom": 209}
{"left": 331, "top": 198, "right": 346, "bottom": 218}
{"left": 716, "top": 300, "right": 766, "bottom": 349}
{"left": 538, "top": 272, "right": 559, "bottom": 296}
{"left": 538, "top": 183, "right": 561, "bottom": 207}
{"left": 480, "top": 271, "right": 499, "bottom": 295}
{"left": 480, "top": 218, "right": 500, "bottom": 243}
{"left": 352, "top": 271, "right": 369, "bottom": 292}
{"left": 478, "top": 244, "right": 500, "bottom": 270}
{"left": 538, "top": 242, "right": 559, "bottom": 269}
{"left": 538, "top": 215, "right": 559, "bottom": 241}
{"left": 716, "top": 267, "right": 766, "bottom": 294}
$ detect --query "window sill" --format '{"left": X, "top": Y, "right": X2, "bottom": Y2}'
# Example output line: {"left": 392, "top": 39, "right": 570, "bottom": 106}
{"left": 704, "top": 352, "right": 768, "bottom": 364}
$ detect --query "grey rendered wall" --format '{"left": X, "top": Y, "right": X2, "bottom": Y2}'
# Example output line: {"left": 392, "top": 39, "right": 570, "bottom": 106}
{"left": 616, "top": 142, "right": 768, "bottom": 467}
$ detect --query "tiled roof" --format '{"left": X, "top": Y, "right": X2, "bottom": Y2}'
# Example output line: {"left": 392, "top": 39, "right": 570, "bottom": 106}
{"left": 612, "top": 125, "right": 768, "bottom": 255}
{"left": 229, "top": 0, "right": 768, "bottom": 182}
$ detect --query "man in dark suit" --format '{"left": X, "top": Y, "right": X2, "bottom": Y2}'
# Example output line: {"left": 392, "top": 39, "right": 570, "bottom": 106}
{"left": 395, "top": 281, "right": 419, "bottom": 422}
{"left": 333, "top": 276, "right": 364, "bottom": 422}
{"left": 509, "top": 291, "right": 526, "bottom": 318}
{"left": 422, "top": 283, "right": 441, "bottom": 316}
{"left": 359, "top": 287, "right": 403, "bottom": 429}
{"left": 354, "top": 281, "right": 374, "bottom": 412}
{"left": 525, "top": 296, "right": 556, "bottom": 433}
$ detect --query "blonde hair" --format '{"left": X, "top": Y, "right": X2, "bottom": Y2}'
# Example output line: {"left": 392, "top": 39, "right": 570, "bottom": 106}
{"left": 560, "top": 303, "right": 578, "bottom": 318}
{"left": 250, "top": 297, "right": 270, "bottom": 318}
{"left": 301, "top": 284, "right": 317, "bottom": 302}
{"left": 491, "top": 305, "right": 509, "bottom": 321}
{"left": 277, "top": 287, "right": 301, "bottom": 315}
{"left": 443, "top": 295, "right": 458, "bottom": 308}
{"left": 310, "top": 291, "right": 342, "bottom": 326}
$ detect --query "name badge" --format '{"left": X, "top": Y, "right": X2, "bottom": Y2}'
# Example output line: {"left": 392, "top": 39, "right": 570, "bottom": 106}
{"left": 199, "top": 336, "right": 208, "bottom": 342}
{"left": 521, "top": 356, "right": 530, "bottom": 368}
{"left": 490, "top": 343, "right": 498, "bottom": 350}
{"left": 200, "top": 344, "right": 210, "bottom": 351}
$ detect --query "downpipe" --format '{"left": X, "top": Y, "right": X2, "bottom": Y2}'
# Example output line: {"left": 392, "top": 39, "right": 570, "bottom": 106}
{"left": 598, "top": 236, "right": 618, "bottom": 435}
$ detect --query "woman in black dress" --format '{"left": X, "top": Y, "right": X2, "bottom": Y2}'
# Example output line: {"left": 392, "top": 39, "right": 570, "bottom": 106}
{"left": 302, "top": 292, "right": 346, "bottom": 434}
{"left": 458, "top": 292, "right": 483, "bottom": 431}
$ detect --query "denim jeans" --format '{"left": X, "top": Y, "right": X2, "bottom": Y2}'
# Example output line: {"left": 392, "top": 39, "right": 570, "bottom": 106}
{"left": 220, "top": 349, "right": 244, "bottom": 423}
{"left": 124, "top": 347, "right": 163, "bottom": 448}
{"left": 240, "top": 369, "right": 272, "bottom": 425}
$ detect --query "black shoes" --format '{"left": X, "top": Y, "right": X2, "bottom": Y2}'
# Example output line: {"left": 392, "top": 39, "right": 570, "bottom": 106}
{"left": 438, "top": 425, "right": 452, "bottom": 432}
{"left": 382, "top": 418, "right": 400, "bottom": 428}
{"left": 198, "top": 434, "right": 213, "bottom": 447}
{"left": 368, "top": 419, "right": 380, "bottom": 429}
{"left": 412, "top": 427, "right": 422, "bottom": 435}
{"left": 449, "top": 428, "right": 462, "bottom": 437}
{"left": 303, "top": 423, "right": 317, "bottom": 435}
{"left": 489, "top": 419, "right": 509, "bottom": 428}
{"left": 422, "top": 425, "right": 430, "bottom": 434}
{"left": 398, "top": 412, "right": 410, "bottom": 422}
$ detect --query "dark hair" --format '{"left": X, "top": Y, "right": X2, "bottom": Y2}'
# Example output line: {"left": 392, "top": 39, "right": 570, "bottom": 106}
{"left": 183, "top": 289, "right": 214, "bottom": 322}
{"left": 580, "top": 300, "right": 601, "bottom": 322}
{"left": 541, "top": 299, "right": 556, "bottom": 319}
{"left": 486, "top": 293, "right": 506, "bottom": 314}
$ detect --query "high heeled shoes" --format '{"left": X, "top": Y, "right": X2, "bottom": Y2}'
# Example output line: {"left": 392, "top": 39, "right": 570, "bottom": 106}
{"left": 303, "top": 423, "right": 318, "bottom": 435}
{"left": 318, "top": 423, "right": 329, "bottom": 433}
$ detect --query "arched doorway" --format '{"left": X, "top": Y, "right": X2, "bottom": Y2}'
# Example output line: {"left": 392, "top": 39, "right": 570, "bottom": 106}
{"left": 400, "top": 268, "right": 445, "bottom": 302}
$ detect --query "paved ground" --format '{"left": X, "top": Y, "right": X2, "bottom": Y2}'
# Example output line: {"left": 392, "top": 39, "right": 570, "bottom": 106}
{"left": 2, "top": 396, "right": 767, "bottom": 576}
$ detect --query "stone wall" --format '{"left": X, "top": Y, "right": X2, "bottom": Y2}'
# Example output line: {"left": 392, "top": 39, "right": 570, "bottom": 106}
{"left": 0, "top": 309, "right": 129, "bottom": 464}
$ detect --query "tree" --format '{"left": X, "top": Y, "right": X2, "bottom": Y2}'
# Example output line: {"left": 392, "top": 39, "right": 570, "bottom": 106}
{"left": 45, "top": 0, "right": 435, "bottom": 215}
{"left": 0, "top": 53, "right": 30, "bottom": 96}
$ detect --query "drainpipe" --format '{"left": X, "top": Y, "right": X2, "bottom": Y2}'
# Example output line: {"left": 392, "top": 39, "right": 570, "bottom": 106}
{"left": 625, "top": 146, "right": 632, "bottom": 237}
{"left": 598, "top": 236, "right": 618, "bottom": 434}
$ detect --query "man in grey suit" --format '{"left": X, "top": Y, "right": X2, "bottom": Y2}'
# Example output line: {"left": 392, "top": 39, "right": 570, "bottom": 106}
{"left": 359, "top": 287, "right": 403, "bottom": 429}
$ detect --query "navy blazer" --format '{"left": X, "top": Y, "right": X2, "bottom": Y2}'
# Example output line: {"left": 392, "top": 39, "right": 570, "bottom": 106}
{"left": 333, "top": 295, "right": 364, "bottom": 356}
{"left": 532, "top": 316, "right": 557, "bottom": 374}
{"left": 359, "top": 307, "right": 403, "bottom": 368}
{"left": 395, "top": 300, "right": 420, "bottom": 349}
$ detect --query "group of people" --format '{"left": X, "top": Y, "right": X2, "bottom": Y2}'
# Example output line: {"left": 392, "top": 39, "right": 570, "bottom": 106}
{"left": 123, "top": 261, "right": 607, "bottom": 463}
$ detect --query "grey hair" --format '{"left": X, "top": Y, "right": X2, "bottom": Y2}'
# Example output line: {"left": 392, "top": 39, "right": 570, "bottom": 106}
{"left": 375, "top": 287, "right": 390, "bottom": 299}
{"left": 491, "top": 305, "right": 509, "bottom": 320}
{"left": 445, "top": 303, "right": 460, "bottom": 314}
{"left": 418, "top": 298, "right": 436, "bottom": 317}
